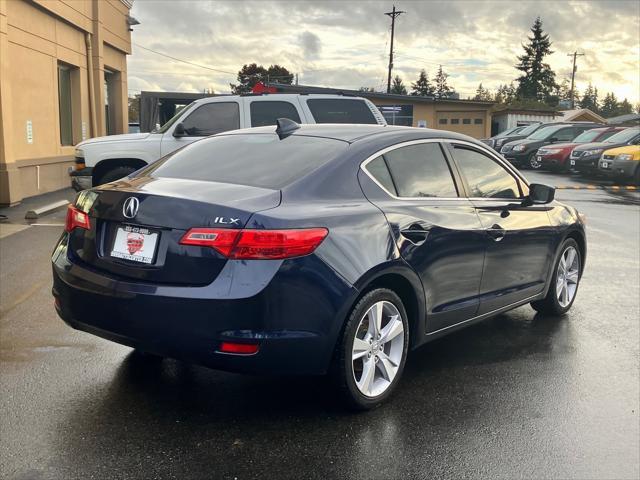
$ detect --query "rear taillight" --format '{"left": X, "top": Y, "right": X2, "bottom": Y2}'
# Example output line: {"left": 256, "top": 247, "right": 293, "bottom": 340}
{"left": 65, "top": 204, "right": 90, "bottom": 232}
{"left": 179, "top": 227, "right": 328, "bottom": 260}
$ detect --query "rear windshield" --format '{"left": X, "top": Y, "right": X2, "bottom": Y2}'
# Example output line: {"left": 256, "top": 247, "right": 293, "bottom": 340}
{"left": 145, "top": 134, "right": 348, "bottom": 189}
{"left": 307, "top": 99, "right": 378, "bottom": 124}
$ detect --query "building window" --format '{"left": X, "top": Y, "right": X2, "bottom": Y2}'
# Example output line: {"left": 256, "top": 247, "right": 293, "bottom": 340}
{"left": 463, "top": 118, "right": 471, "bottom": 124}
{"left": 439, "top": 118, "right": 448, "bottom": 125}
{"left": 58, "top": 63, "right": 73, "bottom": 146}
{"left": 451, "top": 118, "right": 460, "bottom": 125}
{"left": 474, "top": 118, "right": 483, "bottom": 124}
{"left": 376, "top": 104, "right": 413, "bottom": 126}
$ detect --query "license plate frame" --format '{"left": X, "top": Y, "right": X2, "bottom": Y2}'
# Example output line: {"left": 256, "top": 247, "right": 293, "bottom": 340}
{"left": 110, "top": 224, "right": 159, "bottom": 264}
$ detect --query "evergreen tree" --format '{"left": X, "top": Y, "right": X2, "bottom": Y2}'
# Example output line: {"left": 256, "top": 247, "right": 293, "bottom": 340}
{"left": 515, "top": 17, "right": 557, "bottom": 102}
{"left": 410, "top": 69, "right": 435, "bottom": 96}
{"left": 495, "top": 83, "right": 517, "bottom": 105}
{"left": 618, "top": 98, "right": 633, "bottom": 115}
{"left": 580, "top": 83, "right": 600, "bottom": 112}
{"left": 600, "top": 92, "right": 618, "bottom": 117}
{"left": 230, "top": 63, "right": 293, "bottom": 94}
{"left": 390, "top": 75, "right": 408, "bottom": 95}
{"left": 474, "top": 83, "right": 492, "bottom": 101}
{"left": 434, "top": 65, "right": 452, "bottom": 98}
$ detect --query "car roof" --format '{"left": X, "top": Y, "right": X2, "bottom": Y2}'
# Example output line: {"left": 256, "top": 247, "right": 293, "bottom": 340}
{"left": 222, "top": 124, "right": 473, "bottom": 144}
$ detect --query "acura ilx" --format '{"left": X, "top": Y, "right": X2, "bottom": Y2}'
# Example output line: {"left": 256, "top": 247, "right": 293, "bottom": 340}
{"left": 53, "top": 120, "right": 586, "bottom": 409}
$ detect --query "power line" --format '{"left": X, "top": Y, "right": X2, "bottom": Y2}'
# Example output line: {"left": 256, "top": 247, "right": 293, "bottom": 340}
{"left": 133, "top": 43, "right": 237, "bottom": 76}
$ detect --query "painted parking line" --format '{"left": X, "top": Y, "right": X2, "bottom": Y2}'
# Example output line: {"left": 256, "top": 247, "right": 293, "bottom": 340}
{"left": 554, "top": 185, "right": 638, "bottom": 191}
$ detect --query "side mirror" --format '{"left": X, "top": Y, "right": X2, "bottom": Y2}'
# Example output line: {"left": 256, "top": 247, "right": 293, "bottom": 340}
{"left": 173, "top": 123, "right": 187, "bottom": 137}
{"left": 523, "top": 183, "right": 555, "bottom": 206}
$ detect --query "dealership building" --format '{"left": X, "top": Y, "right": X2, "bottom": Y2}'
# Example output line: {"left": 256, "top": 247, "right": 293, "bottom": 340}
{"left": 0, "top": 0, "right": 134, "bottom": 206}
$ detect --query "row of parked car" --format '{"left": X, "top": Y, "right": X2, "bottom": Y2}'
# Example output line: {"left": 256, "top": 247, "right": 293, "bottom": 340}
{"left": 482, "top": 123, "right": 640, "bottom": 184}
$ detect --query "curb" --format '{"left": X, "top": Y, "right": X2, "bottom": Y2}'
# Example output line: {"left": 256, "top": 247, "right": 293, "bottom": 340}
{"left": 25, "top": 200, "right": 69, "bottom": 220}
{"left": 555, "top": 185, "right": 638, "bottom": 191}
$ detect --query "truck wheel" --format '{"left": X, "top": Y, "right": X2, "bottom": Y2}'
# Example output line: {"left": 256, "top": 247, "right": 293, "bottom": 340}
{"left": 98, "top": 166, "right": 137, "bottom": 185}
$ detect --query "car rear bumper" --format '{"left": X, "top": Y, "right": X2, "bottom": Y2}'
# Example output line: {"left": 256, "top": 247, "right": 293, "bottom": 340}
{"left": 52, "top": 235, "right": 357, "bottom": 375}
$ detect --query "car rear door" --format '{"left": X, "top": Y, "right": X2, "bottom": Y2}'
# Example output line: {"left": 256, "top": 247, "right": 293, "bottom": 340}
{"left": 245, "top": 97, "right": 308, "bottom": 127}
{"left": 360, "top": 140, "right": 486, "bottom": 333}
{"left": 446, "top": 142, "right": 555, "bottom": 314}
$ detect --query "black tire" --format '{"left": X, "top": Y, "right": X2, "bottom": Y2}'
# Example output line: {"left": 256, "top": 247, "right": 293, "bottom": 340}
{"left": 97, "top": 166, "right": 137, "bottom": 185}
{"left": 633, "top": 166, "right": 640, "bottom": 186}
{"left": 330, "top": 288, "right": 409, "bottom": 411}
{"left": 531, "top": 238, "right": 582, "bottom": 316}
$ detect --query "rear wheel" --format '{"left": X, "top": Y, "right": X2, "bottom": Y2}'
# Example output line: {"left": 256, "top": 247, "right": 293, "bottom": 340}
{"left": 98, "top": 166, "right": 137, "bottom": 185}
{"left": 531, "top": 239, "right": 581, "bottom": 315}
{"left": 331, "top": 289, "right": 409, "bottom": 410}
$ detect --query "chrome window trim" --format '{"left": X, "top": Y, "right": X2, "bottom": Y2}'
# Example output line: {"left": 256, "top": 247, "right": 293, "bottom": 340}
{"left": 360, "top": 138, "right": 467, "bottom": 202}
{"left": 359, "top": 137, "right": 529, "bottom": 202}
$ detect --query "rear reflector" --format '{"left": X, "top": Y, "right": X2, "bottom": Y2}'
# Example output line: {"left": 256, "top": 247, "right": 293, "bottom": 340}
{"left": 65, "top": 204, "right": 90, "bottom": 232}
{"left": 218, "top": 342, "right": 259, "bottom": 355}
{"left": 180, "top": 227, "right": 328, "bottom": 260}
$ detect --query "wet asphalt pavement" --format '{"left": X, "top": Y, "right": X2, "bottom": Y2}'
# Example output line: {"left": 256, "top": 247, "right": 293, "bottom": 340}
{"left": 1, "top": 172, "right": 639, "bottom": 480}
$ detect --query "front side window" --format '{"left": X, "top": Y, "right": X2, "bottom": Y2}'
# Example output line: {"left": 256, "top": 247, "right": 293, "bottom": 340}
{"left": 451, "top": 146, "right": 520, "bottom": 199}
{"left": 250, "top": 101, "right": 301, "bottom": 127}
{"left": 307, "top": 99, "right": 377, "bottom": 124}
{"left": 181, "top": 102, "right": 240, "bottom": 136}
{"left": 553, "top": 127, "right": 579, "bottom": 142}
{"left": 378, "top": 143, "right": 458, "bottom": 198}
{"left": 605, "top": 128, "right": 640, "bottom": 144}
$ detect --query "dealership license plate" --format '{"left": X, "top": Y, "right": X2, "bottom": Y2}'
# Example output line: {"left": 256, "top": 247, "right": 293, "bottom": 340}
{"left": 111, "top": 225, "right": 159, "bottom": 264}
{"left": 570, "top": 159, "right": 576, "bottom": 166}
{"left": 601, "top": 162, "right": 608, "bottom": 168}
{"left": 537, "top": 156, "right": 542, "bottom": 162}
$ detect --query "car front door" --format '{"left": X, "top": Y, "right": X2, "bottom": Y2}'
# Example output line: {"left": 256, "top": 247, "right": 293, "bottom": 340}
{"left": 361, "top": 140, "right": 486, "bottom": 333}
{"left": 447, "top": 142, "right": 555, "bottom": 315}
{"left": 160, "top": 101, "right": 241, "bottom": 156}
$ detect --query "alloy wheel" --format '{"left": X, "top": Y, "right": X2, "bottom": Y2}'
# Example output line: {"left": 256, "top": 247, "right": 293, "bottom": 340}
{"left": 556, "top": 246, "right": 580, "bottom": 308}
{"left": 351, "top": 301, "right": 404, "bottom": 398}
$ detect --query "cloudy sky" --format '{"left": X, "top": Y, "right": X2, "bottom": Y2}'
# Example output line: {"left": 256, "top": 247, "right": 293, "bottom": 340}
{"left": 128, "top": 0, "right": 640, "bottom": 103}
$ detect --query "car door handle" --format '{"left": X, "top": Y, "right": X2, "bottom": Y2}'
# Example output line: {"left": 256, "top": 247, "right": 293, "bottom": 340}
{"left": 400, "top": 224, "right": 429, "bottom": 244}
{"left": 486, "top": 224, "right": 506, "bottom": 242}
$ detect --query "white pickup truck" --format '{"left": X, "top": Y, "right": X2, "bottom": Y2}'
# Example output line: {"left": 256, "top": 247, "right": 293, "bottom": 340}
{"left": 70, "top": 93, "right": 386, "bottom": 190}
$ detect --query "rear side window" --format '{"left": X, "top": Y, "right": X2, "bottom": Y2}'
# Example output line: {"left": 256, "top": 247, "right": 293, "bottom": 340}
{"left": 250, "top": 101, "right": 301, "bottom": 127}
{"left": 147, "top": 134, "right": 347, "bottom": 189}
{"left": 376, "top": 143, "right": 458, "bottom": 198}
{"left": 307, "top": 99, "right": 377, "bottom": 124}
{"left": 451, "top": 146, "right": 520, "bottom": 199}
{"left": 181, "top": 102, "right": 240, "bottom": 136}
{"left": 366, "top": 156, "right": 397, "bottom": 194}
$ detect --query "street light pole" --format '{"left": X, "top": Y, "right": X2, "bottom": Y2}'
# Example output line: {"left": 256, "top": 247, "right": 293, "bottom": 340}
{"left": 385, "top": 5, "right": 405, "bottom": 94}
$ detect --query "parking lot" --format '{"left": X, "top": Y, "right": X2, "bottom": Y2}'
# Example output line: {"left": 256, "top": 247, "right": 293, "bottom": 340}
{"left": 1, "top": 170, "right": 638, "bottom": 480}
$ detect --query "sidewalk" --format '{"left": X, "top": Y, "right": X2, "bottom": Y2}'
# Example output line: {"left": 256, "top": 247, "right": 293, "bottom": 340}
{"left": 0, "top": 188, "right": 75, "bottom": 225}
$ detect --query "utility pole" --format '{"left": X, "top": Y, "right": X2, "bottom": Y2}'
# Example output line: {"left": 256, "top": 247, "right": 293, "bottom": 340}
{"left": 385, "top": 5, "right": 405, "bottom": 93}
{"left": 568, "top": 51, "right": 584, "bottom": 109}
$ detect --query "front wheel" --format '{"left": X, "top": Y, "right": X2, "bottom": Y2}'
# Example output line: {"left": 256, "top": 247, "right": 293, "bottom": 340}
{"left": 331, "top": 289, "right": 409, "bottom": 410}
{"left": 528, "top": 152, "right": 542, "bottom": 170}
{"left": 531, "top": 239, "right": 582, "bottom": 315}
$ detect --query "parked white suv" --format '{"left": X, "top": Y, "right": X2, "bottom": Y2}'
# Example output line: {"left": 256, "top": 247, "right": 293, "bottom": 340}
{"left": 71, "top": 94, "right": 386, "bottom": 190}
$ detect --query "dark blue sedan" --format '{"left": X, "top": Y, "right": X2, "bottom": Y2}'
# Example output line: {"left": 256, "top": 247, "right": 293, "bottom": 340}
{"left": 52, "top": 121, "right": 586, "bottom": 409}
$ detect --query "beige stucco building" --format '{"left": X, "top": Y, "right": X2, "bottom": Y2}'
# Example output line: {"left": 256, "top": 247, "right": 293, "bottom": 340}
{"left": 0, "top": 0, "right": 133, "bottom": 206}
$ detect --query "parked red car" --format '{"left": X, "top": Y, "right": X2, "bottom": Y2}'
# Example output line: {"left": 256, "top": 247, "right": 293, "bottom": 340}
{"left": 538, "top": 127, "right": 625, "bottom": 171}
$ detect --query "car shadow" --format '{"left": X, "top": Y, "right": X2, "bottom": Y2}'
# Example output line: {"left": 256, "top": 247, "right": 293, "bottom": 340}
{"left": 51, "top": 307, "right": 572, "bottom": 478}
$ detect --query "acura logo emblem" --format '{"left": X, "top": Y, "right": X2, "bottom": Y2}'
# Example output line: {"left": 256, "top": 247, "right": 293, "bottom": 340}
{"left": 123, "top": 197, "right": 140, "bottom": 218}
